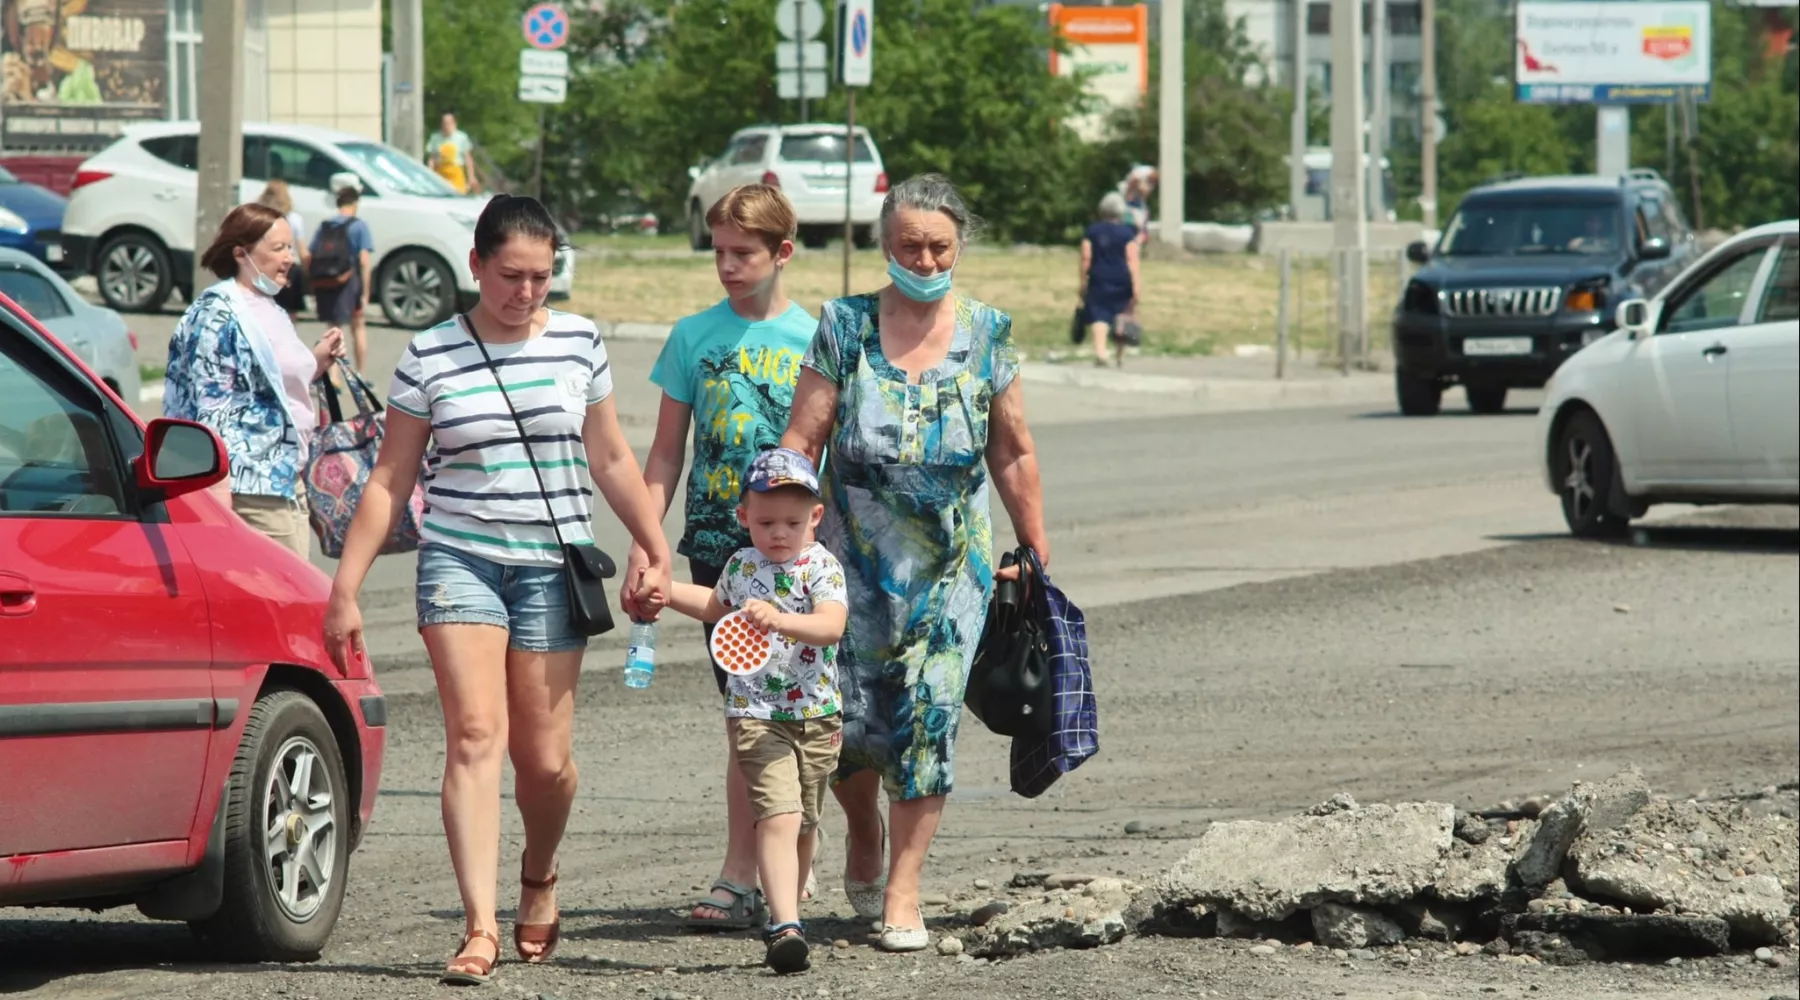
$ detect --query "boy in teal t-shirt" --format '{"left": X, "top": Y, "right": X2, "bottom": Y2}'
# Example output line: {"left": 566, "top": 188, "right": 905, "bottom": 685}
{"left": 624, "top": 184, "right": 820, "bottom": 931}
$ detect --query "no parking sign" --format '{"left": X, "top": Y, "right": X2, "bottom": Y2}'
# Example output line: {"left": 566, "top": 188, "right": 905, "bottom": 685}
{"left": 838, "top": 0, "right": 872, "bottom": 87}
{"left": 522, "top": 3, "right": 570, "bottom": 50}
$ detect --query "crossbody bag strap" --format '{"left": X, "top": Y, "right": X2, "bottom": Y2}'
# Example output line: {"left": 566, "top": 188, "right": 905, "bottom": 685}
{"left": 459, "top": 313, "right": 573, "bottom": 553}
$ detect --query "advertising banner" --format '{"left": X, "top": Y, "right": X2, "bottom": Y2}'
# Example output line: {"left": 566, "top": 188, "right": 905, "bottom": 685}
{"left": 1048, "top": 4, "right": 1148, "bottom": 142}
{"left": 1515, "top": 0, "right": 1711, "bottom": 104}
{"left": 2, "top": 0, "right": 167, "bottom": 149}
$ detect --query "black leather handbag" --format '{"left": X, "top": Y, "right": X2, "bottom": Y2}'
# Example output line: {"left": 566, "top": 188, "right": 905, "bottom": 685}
{"left": 462, "top": 316, "right": 617, "bottom": 636}
{"left": 965, "top": 547, "right": 1056, "bottom": 738}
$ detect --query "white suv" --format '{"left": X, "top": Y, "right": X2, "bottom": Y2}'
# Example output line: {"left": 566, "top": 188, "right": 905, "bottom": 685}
{"left": 61, "top": 122, "right": 575, "bottom": 330}
{"left": 685, "top": 124, "right": 887, "bottom": 251}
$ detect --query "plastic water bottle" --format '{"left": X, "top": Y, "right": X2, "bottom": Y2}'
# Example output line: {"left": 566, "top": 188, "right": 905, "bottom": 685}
{"left": 623, "top": 621, "right": 657, "bottom": 689}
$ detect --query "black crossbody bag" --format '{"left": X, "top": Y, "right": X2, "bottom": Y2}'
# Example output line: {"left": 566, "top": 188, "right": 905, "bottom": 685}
{"left": 460, "top": 315, "right": 617, "bottom": 636}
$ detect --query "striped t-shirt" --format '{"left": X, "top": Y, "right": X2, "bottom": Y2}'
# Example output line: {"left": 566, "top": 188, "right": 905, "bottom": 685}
{"left": 387, "top": 311, "right": 612, "bottom": 566}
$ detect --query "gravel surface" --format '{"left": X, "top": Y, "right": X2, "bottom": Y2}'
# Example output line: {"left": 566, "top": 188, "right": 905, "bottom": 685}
{"left": 4, "top": 507, "right": 1795, "bottom": 1000}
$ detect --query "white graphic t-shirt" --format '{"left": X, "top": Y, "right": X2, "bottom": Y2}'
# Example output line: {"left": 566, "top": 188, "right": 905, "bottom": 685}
{"left": 714, "top": 542, "right": 848, "bottom": 721}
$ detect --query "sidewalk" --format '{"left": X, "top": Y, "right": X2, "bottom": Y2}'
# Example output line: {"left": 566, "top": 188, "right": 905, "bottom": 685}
{"left": 606, "top": 321, "right": 1398, "bottom": 412}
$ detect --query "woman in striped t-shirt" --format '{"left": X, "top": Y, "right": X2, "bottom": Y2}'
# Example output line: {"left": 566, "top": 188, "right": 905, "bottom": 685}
{"left": 323, "top": 196, "right": 672, "bottom": 984}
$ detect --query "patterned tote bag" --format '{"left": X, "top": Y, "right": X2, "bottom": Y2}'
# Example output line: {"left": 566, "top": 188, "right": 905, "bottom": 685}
{"left": 1007, "top": 548, "right": 1100, "bottom": 799}
{"left": 306, "top": 359, "right": 427, "bottom": 558}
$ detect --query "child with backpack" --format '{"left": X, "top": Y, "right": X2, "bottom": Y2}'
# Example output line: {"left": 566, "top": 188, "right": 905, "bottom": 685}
{"left": 311, "top": 181, "right": 375, "bottom": 371}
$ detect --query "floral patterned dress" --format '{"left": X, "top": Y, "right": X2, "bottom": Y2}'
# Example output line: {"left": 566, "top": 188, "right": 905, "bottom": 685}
{"left": 802, "top": 292, "right": 1018, "bottom": 800}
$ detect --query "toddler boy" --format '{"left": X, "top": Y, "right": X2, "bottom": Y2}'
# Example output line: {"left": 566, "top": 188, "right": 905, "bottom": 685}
{"left": 664, "top": 446, "right": 847, "bottom": 974}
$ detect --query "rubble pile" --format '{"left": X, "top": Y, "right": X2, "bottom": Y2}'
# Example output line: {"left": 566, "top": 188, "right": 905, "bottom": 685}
{"left": 953, "top": 767, "right": 1799, "bottom": 966}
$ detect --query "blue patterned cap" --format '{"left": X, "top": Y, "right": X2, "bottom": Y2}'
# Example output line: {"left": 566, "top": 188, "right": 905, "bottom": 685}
{"left": 744, "top": 447, "right": 820, "bottom": 496}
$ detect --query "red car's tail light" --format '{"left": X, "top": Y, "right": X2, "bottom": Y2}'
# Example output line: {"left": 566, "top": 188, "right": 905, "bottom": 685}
{"left": 875, "top": 171, "right": 889, "bottom": 194}
{"left": 761, "top": 171, "right": 780, "bottom": 188}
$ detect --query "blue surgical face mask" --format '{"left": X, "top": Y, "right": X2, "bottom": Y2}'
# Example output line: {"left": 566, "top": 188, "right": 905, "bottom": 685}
{"left": 242, "top": 255, "right": 283, "bottom": 298}
{"left": 887, "top": 257, "right": 954, "bottom": 303}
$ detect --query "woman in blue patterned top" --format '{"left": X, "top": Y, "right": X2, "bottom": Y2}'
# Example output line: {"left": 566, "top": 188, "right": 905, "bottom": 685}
{"left": 164, "top": 203, "right": 345, "bottom": 557}
{"left": 780, "top": 174, "right": 1050, "bottom": 953}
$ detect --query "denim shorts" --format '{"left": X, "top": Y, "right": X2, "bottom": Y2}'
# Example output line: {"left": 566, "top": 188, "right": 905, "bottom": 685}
{"left": 415, "top": 543, "right": 586, "bottom": 653}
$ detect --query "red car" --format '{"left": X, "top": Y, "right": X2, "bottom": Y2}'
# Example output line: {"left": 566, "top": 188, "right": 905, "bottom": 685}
{"left": 0, "top": 292, "right": 385, "bottom": 960}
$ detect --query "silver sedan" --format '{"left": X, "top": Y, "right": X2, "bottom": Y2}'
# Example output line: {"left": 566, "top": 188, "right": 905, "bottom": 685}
{"left": 0, "top": 247, "right": 140, "bottom": 406}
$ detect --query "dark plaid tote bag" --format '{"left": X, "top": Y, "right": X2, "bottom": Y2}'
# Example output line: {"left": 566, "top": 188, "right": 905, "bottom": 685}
{"left": 1006, "top": 549, "right": 1099, "bottom": 798}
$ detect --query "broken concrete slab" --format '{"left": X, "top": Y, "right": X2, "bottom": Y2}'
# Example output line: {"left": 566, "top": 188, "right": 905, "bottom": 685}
{"left": 1513, "top": 798, "right": 1584, "bottom": 890}
{"left": 1311, "top": 902, "right": 1406, "bottom": 949}
{"left": 1503, "top": 911, "right": 1732, "bottom": 959}
{"left": 1436, "top": 823, "right": 1533, "bottom": 903}
{"left": 1148, "top": 802, "right": 1455, "bottom": 922}
{"left": 1568, "top": 795, "right": 1798, "bottom": 945}
{"left": 1394, "top": 899, "right": 1474, "bottom": 941}
{"left": 1571, "top": 766, "right": 1652, "bottom": 837}
{"left": 962, "top": 883, "right": 1132, "bottom": 958}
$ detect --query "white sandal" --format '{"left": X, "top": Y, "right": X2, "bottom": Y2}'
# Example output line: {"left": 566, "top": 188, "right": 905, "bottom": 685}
{"left": 877, "top": 906, "right": 929, "bottom": 952}
{"left": 842, "top": 817, "right": 887, "bottom": 920}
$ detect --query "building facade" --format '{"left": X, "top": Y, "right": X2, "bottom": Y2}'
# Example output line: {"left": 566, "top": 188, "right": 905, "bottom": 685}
{"left": 1, "top": 0, "right": 380, "bottom": 152}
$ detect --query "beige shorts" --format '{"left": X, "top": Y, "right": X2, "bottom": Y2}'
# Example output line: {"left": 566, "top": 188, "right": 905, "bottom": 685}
{"left": 731, "top": 715, "right": 844, "bottom": 829}
{"left": 233, "top": 492, "right": 311, "bottom": 561}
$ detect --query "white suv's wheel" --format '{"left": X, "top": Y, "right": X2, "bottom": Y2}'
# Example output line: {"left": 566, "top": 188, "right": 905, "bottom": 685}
{"left": 95, "top": 232, "right": 173, "bottom": 313}
{"left": 378, "top": 250, "right": 455, "bottom": 330}
{"left": 191, "top": 690, "right": 351, "bottom": 961}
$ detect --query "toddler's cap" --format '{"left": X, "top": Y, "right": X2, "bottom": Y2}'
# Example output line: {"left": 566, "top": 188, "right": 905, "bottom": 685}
{"left": 745, "top": 447, "right": 820, "bottom": 497}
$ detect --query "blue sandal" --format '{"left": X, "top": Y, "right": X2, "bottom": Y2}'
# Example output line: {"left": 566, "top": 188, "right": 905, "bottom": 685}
{"left": 763, "top": 921, "right": 810, "bottom": 974}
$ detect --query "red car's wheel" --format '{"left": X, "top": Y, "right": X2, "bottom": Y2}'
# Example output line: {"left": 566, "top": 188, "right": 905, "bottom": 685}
{"left": 191, "top": 690, "right": 351, "bottom": 961}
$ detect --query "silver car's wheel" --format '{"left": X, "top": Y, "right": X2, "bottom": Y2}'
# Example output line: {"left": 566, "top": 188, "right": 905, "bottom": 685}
{"left": 377, "top": 250, "right": 454, "bottom": 330}
{"left": 95, "top": 233, "right": 172, "bottom": 313}
{"left": 261, "top": 735, "right": 338, "bottom": 922}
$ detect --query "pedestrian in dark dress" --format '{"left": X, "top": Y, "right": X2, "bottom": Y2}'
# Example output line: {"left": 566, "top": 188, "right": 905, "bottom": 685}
{"left": 1079, "top": 192, "right": 1141, "bottom": 367}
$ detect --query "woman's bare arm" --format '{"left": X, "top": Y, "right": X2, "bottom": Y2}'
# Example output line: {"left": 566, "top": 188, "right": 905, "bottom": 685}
{"left": 986, "top": 380, "right": 1049, "bottom": 567}
{"left": 780, "top": 368, "right": 839, "bottom": 466}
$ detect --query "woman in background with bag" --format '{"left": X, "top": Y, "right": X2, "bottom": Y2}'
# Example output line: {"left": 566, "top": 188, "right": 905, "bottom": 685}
{"left": 322, "top": 195, "right": 673, "bottom": 985}
{"left": 164, "top": 203, "right": 344, "bottom": 558}
{"left": 1078, "top": 191, "right": 1141, "bottom": 369}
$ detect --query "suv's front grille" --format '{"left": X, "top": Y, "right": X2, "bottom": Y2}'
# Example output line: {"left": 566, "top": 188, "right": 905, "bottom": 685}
{"left": 1442, "top": 287, "right": 1562, "bottom": 318}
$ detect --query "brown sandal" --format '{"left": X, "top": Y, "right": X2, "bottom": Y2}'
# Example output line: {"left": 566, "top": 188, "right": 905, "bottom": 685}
{"left": 442, "top": 928, "right": 500, "bottom": 986}
{"left": 515, "top": 862, "right": 561, "bottom": 963}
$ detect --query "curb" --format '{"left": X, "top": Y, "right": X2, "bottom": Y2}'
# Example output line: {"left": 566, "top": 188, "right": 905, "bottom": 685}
{"left": 599, "top": 321, "right": 1395, "bottom": 409}
{"left": 1019, "top": 362, "right": 1395, "bottom": 409}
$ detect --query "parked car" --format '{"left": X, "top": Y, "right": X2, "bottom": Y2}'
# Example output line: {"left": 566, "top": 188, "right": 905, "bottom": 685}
{"left": 0, "top": 294, "right": 387, "bottom": 959}
{"left": 0, "top": 162, "right": 68, "bottom": 269}
{"left": 59, "top": 122, "right": 575, "bottom": 329}
{"left": 0, "top": 248, "right": 139, "bottom": 405}
{"left": 1536, "top": 219, "right": 1798, "bottom": 537}
{"left": 1393, "top": 169, "right": 1700, "bottom": 416}
{"left": 685, "top": 124, "right": 887, "bottom": 251}
{"left": 0, "top": 154, "right": 85, "bottom": 198}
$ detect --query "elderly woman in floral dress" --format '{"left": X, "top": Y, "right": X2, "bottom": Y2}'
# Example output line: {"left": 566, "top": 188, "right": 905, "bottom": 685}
{"left": 781, "top": 173, "right": 1049, "bottom": 953}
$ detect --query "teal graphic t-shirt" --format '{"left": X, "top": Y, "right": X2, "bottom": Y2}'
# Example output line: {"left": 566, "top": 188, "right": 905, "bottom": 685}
{"left": 649, "top": 299, "right": 817, "bottom": 567}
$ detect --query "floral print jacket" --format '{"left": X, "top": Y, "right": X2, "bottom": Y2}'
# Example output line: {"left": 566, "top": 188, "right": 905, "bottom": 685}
{"left": 163, "top": 281, "right": 304, "bottom": 499}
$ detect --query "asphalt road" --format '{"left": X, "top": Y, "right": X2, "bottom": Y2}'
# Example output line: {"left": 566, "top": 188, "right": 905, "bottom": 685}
{"left": 6, "top": 312, "right": 1795, "bottom": 999}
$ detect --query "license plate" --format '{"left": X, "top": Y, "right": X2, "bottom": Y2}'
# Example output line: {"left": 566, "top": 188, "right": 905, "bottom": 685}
{"left": 1463, "top": 336, "right": 1532, "bottom": 356}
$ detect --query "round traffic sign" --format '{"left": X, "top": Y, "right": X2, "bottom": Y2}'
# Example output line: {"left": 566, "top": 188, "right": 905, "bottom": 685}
{"left": 850, "top": 8, "right": 870, "bottom": 56}
{"left": 523, "top": 3, "right": 569, "bottom": 50}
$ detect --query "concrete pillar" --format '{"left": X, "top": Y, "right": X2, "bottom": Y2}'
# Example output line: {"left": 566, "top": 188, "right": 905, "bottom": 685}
{"left": 1596, "top": 105, "right": 1630, "bottom": 178}
{"left": 196, "top": 0, "right": 247, "bottom": 291}
{"left": 1329, "top": 0, "right": 1368, "bottom": 370}
{"left": 1158, "top": 0, "right": 1185, "bottom": 248}
{"left": 1368, "top": 0, "right": 1386, "bottom": 222}
{"left": 1289, "top": 0, "right": 1307, "bottom": 218}
{"left": 1420, "top": 0, "right": 1437, "bottom": 230}
{"left": 390, "top": 0, "right": 426, "bottom": 160}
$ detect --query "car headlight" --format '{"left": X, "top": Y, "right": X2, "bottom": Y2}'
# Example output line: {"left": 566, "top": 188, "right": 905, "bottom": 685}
{"left": 0, "top": 207, "right": 28, "bottom": 234}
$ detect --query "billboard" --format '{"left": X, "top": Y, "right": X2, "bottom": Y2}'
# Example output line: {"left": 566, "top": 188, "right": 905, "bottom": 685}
{"left": 1515, "top": 1, "right": 1712, "bottom": 104}
{"left": 2, "top": 0, "right": 167, "bottom": 149}
{"left": 1048, "top": 4, "right": 1148, "bottom": 142}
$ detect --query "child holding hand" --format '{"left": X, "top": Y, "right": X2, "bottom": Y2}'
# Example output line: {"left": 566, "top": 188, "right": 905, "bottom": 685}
{"left": 661, "top": 447, "right": 848, "bottom": 974}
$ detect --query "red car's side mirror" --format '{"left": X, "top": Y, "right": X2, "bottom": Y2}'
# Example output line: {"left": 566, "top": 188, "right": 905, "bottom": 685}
{"left": 133, "top": 418, "right": 228, "bottom": 501}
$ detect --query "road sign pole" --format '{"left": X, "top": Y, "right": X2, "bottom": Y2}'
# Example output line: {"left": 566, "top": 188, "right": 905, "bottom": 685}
{"left": 843, "top": 89, "right": 855, "bottom": 296}
{"left": 797, "top": 0, "right": 807, "bottom": 122}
